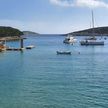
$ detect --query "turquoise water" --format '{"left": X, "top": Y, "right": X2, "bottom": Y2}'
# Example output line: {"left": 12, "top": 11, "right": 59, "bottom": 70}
{"left": 0, "top": 35, "right": 108, "bottom": 108}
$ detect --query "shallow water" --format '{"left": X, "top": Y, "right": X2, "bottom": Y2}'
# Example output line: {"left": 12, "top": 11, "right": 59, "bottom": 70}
{"left": 0, "top": 35, "right": 108, "bottom": 108}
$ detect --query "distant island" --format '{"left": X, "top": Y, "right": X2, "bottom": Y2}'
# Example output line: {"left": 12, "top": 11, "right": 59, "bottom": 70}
{"left": 68, "top": 26, "right": 108, "bottom": 36}
{"left": 23, "top": 31, "right": 39, "bottom": 35}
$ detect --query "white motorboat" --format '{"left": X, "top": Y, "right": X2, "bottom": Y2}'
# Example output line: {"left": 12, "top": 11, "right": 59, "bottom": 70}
{"left": 63, "top": 34, "right": 77, "bottom": 44}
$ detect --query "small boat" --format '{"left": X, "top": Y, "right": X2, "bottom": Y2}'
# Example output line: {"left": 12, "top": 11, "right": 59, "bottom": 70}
{"left": 56, "top": 51, "right": 71, "bottom": 55}
{"left": 26, "top": 45, "right": 35, "bottom": 49}
{"left": 63, "top": 34, "right": 77, "bottom": 44}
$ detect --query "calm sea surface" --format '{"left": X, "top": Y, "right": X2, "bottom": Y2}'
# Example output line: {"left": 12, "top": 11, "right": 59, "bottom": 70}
{"left": 0, "top": 35, "right": 108, "bottom": 108}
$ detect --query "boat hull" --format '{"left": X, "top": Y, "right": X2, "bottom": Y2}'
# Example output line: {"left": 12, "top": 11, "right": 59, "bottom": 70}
{"left": 56, "top": 51, "right": 71, "bottom": 55}
{"left": 80, "top": 41, "right": 104, "bottom": 45}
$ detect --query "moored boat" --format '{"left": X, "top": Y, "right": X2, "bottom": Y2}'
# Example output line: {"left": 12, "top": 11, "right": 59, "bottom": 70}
{"left": 63, "top": 34, "right": 77, "bottom": 44}
{"left": 26, "top": 45, "right": 35, "bottom": 49}
{"left": 80, "top": 10, "right": 104, "bottom": 46}
{"left": 80, "top": 40, "right": 104, "bottom": 45}
{"left": 56, "top": 51, "right": 71, "bottom": 55}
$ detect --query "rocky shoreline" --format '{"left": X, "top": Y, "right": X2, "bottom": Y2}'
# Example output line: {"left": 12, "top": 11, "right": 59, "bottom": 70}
{"left": 0, "top": 36, "right": 24, "bottom": 41}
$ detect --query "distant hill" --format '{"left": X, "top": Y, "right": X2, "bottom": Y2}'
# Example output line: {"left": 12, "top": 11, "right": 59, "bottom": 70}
{"left": 0, "top": 26, "right": 23, "bottom": 37}
{"left": 23, "top": 31, "right": 39, "bottom": 35}
{"left": 68, "top": 27, "right": 108, "bottom": 36}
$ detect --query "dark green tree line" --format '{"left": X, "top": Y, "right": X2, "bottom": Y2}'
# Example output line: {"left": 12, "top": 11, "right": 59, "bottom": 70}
{"left": 0, "top": 26, "right": 23, "bottom": 37}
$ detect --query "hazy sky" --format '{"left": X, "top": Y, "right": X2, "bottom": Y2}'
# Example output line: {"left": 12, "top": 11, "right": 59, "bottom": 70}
{"left": 0, "top": 0, "right": 108, "bottom": 34}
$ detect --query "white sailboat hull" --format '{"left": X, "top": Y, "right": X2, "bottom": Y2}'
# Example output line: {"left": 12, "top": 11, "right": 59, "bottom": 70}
{"left": 80, "top": 40, "right": 104, "bottom": 45}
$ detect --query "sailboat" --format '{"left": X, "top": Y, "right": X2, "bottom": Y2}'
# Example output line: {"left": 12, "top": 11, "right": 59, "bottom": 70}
{"left": 80, "top": 11, "right": 104, "bottom": 45}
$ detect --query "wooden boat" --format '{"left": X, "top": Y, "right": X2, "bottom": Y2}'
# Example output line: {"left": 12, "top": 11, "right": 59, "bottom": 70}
{"left": 56, "top": 51, "right": 71, "bottom": 55}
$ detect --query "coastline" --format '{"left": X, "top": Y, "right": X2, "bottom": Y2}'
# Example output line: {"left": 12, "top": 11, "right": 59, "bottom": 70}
{"left": 0, "top": 36, "right": 25, "bottom": 41}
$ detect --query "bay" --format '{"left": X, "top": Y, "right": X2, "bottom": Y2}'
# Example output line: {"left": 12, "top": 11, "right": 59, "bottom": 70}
{"left": 0, "top": 35, "right": 108, "bottom": 108}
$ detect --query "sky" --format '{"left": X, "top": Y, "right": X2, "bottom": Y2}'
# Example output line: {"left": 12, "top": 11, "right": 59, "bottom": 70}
{"left": 0, "top": 0, "right": 108, "bottom": 34}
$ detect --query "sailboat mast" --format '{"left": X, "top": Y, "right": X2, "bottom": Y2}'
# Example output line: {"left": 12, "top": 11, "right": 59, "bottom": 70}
{"left": 92, "top": 10, "right": 95, "bottom": 38}
{"left": 92, "top": 10, "right": 94, "bottom": 28}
